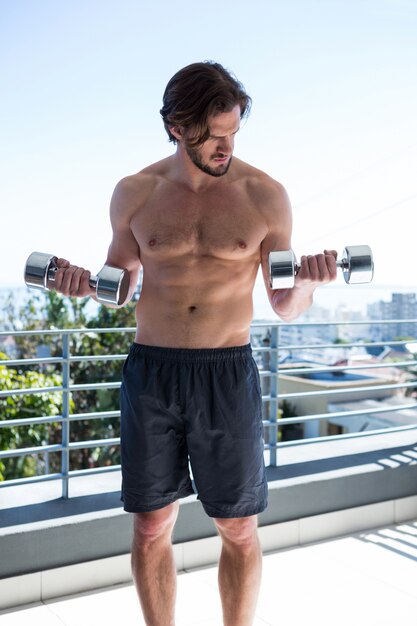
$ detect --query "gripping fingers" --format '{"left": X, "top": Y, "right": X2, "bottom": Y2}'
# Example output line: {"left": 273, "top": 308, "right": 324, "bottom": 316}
{"left": 79, "top": 268, "right": 93, "bottom": 296}
{"left": 324, "top": 249, "right": 338, "bottom": 280}
{"left": 314, "top": 252, "right": 337, "bottom": 282}
{"left": 69, "top": 267, "right": 88, "bottom": 297}
{"left": 48, "top": 258, "right": 69, "bottom": 290}
{"left": 307, "top": 255, "right": 321, "bottom": 281}
{"left": 298, "top": 252, "right": 337, "bottom": 284}
{"left": 57, "top": 264, "right": 79, "bottom": 296}
{"left": 298, "top": 255, "right": 319, "bottom": 282}
{"left": 54, "top": 263, "right": 92, "bottom": 297}
{"left": 316, "top": 253, "right": 335, "bottom": 280}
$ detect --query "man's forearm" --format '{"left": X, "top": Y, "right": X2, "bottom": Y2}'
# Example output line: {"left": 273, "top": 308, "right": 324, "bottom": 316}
{"left": 271, "top": 286, "right": 315, "bottom": 322}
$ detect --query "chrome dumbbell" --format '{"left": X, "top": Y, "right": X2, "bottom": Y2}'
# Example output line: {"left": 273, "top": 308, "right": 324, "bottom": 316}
{"left": 269, "top": 245, "right": 374, "bottom": 289}
{"left": 24, "top": 251, "right": 130, "bottom": 306}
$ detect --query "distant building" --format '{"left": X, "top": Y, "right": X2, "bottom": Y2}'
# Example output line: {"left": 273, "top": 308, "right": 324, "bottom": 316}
{"left": 327, "top": 396, "right": 417, "bottom": 436}
{"left": 277, "top": 362, "right": 417, "bottom": 439}
{"left": 368, "top": 293, "right": 417, "bottom": 341}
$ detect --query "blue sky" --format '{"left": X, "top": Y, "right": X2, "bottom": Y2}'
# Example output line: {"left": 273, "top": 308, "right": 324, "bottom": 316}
{"left": 1, "top": 0, "right": 416, "bottom": 294}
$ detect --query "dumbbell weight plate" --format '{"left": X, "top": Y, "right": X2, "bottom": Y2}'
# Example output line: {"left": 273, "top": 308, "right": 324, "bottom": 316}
{"left": 24, "top": 252, "right": 58, "bottom": 290}
{"left": 96, "top": 265, "right": 130, "bottom": 306}
{"left": 341, "top": 245, "right": 374, "bottom": 284}
{"left": 269, "top": 250, "right": 296, "bottom": 289}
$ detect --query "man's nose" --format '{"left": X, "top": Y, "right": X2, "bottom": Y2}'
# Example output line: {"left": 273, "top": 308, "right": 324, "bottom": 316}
{"left": 217, "top": 136, "right": 233, "bottom": 154}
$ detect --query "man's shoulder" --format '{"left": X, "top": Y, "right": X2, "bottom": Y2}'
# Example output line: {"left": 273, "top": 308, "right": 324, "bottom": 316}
{"left": 233, "top": 160, "right": 292, "bottom": 239}
{"left": 233, "top": 158, "right": 289, "bottom": 207}
{"left": 116, "top": 158, "right": 171, "bottom": 194}
{"left": 111, "top": 158, "right": 172, "bottom": 212}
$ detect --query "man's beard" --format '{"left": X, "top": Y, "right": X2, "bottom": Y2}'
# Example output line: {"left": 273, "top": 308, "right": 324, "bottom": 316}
{"left": 186, "top": 146, "right": 232, "bottom": 177}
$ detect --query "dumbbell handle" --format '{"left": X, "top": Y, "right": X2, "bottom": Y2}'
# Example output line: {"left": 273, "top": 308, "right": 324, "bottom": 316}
{"left": 292, "top": 257, "right": 349, "bottom": 274}
{"left": 46, "top": 259, "right": 99, "bottom": 289}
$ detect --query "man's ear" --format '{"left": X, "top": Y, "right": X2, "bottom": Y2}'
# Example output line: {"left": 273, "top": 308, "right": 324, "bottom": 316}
{"left": 169, "top": 126, "right": 183, "bottom": 142}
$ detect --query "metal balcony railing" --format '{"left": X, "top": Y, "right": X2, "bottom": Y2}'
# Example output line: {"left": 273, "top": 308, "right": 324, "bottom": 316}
{"left": 1, "top": 320, "right": 417, "bottom": 497}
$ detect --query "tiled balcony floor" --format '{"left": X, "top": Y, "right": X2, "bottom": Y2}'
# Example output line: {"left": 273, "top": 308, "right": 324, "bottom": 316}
{"left": 1, "top": 520, "right": 417, "bottom": 626}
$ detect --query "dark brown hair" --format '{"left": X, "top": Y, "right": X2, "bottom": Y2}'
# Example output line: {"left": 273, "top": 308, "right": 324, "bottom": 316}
{"left": 160, "top": 61, "right": 252, "bottom": 148}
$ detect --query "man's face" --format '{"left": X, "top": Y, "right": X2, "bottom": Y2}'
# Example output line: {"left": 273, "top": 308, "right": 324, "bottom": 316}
{"left": 185, "top": 105, "right": 241, "bottom": 177}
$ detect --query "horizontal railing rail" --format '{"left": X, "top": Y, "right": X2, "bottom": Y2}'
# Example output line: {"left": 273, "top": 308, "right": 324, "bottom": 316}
{"left": 1, "top": 319, "right": 417, "bottom": 496}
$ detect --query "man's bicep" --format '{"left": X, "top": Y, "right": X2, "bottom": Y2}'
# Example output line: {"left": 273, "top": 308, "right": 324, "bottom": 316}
{"left": 103, "top": 225, "right": 141, "bottom": 303}
{"left": 106, "top": 225, "right": 141, "bottom": 272}
{"left": 105, "top": 179, "right": 142, "bottom": 294}
{"left": 260, "top": 192, "right": 293, "bottom": 294}
{"left": 260, "top": 230, "right": 292, "bottom": 295}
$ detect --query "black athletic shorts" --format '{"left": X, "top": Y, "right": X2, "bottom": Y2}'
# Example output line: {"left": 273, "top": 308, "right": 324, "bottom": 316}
{"left": 120, "top": 343, "right": 268, "bottom": 518}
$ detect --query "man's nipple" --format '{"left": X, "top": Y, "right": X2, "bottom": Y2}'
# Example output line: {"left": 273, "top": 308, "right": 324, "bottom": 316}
{"left": 238, "top": 240, "right": 247, "bottom": 249}
{"left": 148, "top": 238, "right": 156, "bottom": 247}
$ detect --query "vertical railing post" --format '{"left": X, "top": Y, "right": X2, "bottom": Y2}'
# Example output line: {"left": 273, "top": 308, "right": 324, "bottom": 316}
{"left": 268, "top": 325, "right": 279, "bottom": 467}
{"left": 61, "top": 333, "right": 71, "bottom": 499}
{"left": 261, "top": 331, "right": 271, "bottom": 421}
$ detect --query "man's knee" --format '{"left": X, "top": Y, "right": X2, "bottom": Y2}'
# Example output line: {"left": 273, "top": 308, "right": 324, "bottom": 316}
{"left": 214, "top": 515, "right": 259, "bottom": 549}
{"left": 133, "top": 501, "right": 179, "bottom": 546}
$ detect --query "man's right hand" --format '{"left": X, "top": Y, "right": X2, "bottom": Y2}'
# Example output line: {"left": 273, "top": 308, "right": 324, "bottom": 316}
{"left": 294, "top": 250, "right": 338, "bottom": 289}
{"left": 50, "top": 258, "right": 95, "bottom": 298}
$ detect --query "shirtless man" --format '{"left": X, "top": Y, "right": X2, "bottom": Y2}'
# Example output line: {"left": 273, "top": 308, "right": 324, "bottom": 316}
{"left": 53, "top": 62, "right": 337, "bottom": 626}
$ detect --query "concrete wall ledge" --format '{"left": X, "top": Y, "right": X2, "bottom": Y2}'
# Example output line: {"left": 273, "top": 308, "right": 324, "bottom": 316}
{"left": 1, "top": 496, "right": 417, "bottom": 611}
{"left": 1, "top": 428, "right": 417, "bottom": 609}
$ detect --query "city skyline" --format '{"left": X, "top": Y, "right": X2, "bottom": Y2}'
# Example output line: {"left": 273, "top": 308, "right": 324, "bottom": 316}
{"left": 1, "top": 282, "right": 416, "bottom": 329}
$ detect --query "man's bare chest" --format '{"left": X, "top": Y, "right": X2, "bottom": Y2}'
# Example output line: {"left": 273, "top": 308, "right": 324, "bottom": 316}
{"left": 131, "top": 192, "right": 267, "bottom": 259}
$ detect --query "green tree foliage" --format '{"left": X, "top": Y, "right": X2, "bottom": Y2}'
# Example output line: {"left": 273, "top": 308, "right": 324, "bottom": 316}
{"left": 0, "top": 354, "right": 63, "bottom": 480}
{"left": 278, "top": 399, "right": 303, "bottom": 442}
{"left": 0, "top": 289, "right": 137, "bottom": 481}
{"left": 68, "top": 305, "right": 136, "bottom": 471}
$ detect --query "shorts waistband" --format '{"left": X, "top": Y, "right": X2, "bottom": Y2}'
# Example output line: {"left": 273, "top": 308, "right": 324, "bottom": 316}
{"left": 129, "top": 343, "right": 252, "bottom": 363}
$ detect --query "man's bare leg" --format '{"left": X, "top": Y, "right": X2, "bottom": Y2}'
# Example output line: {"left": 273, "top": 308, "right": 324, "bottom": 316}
{"left": 214, "top": 515, "right": 262, "bottom": 626}
{"left": 131, "top": 501, "right": 179, "bottom": 626}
